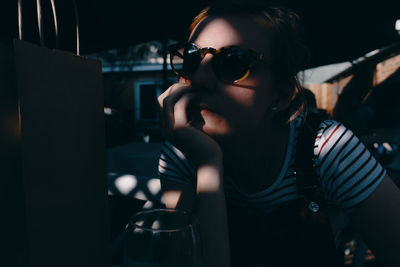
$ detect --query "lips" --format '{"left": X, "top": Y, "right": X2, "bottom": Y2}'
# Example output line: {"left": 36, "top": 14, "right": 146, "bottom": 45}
{"left": 186, "top": 100, "right": 220, "bottom": 129}
{"left": 198, "top": 103, "right": 216, "bottom": 113}
{"left": 186, "top": 94, "right": 220, "bottom": 124}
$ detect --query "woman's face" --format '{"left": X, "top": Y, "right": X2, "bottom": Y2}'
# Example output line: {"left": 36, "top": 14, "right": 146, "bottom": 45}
{"left": 186, "top": 15, "right": 285, "bottom": 139}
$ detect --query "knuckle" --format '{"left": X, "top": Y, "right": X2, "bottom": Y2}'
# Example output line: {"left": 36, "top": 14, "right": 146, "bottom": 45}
{"left": 157, "top": 94, "right": 165, "bottom": 107}
{"left": 159, "top": 83, "right": 191, "bottom": 109}
{"left": 162, "top": 95, "right": 171, "bottom": 108}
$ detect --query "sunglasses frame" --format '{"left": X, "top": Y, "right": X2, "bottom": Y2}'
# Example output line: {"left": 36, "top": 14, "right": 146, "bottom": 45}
{"left": 168, "top": 42, "right": 269, "bottom": 84}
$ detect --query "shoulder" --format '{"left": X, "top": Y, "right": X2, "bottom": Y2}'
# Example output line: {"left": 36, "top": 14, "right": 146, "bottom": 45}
{"left": 313, "top": 120, "right": 386, "bottom": 212}
{"left": 313, "top": 120, "right": 348, "bottom": 157}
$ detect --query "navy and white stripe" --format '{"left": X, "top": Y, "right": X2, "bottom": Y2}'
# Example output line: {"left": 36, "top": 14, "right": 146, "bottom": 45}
{"left": 159, "top": 116, "right": 386, "bottom": 214}
{"left": 313, "top": 120, "right": 385, "bottom": 211}
{"left": 158, "top": 141, "right": 196, "bottom": 185}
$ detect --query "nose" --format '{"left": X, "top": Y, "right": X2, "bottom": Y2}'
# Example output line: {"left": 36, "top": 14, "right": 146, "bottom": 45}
{"left": 190, "top": 54, "right": 219, "bottom": 92}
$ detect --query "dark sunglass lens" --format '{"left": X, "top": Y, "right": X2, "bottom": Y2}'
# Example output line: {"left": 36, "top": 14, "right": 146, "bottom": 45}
{"left": 181, "top": 44, "right": 202, "bottom": 77}
{"left": 215, "top": 48, "right": 251, "bottom": 82}
{"left": 169, "top": 43, "right": 201, "bottom": 78}
{"left": 171, "top": 52, "right": 184, "bottom": 74}
{"left": 169, "top": 44, "right": 185, "bottom": 75}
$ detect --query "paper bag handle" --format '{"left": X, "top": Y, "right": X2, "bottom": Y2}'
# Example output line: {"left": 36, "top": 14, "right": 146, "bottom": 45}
{"left": 17, "top": 0, "right": 80, "bottom": 55}
{"left": 72, "top": 0, "right": 80, "bottom": 55}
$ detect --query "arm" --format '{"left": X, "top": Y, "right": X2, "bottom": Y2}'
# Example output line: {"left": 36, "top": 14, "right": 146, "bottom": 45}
{"left": 349, "top": 174, "right": 400, "bottom": 267}
{"left": 161, "top": 161, "right": 230, "bottom": 267}
{"left": 158, "top": 83, "right": 230, "bottom": 267}
{"left": 314, "top": 121, "right": 400, "bottom": 265}
{"left": 195, "top": 162, "right": 230, "bottom": 267}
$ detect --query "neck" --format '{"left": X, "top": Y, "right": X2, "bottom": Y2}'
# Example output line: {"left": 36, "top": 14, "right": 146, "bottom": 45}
{"left": 219, "top": 116, "right": 290, "bottom": 190}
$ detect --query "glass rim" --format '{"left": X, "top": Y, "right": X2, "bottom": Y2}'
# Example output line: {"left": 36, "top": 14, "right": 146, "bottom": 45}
{"left": 128, "top": 208, "right": 198, "bottom": 233}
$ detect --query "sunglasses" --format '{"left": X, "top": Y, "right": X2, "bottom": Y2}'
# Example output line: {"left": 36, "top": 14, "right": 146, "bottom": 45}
{"left": 168, "top": 42, "right": 269, "bottom": 84}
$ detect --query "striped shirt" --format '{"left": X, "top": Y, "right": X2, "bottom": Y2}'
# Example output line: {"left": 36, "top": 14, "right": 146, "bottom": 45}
{"left": 158, "top": 115, "right": 386, "bottom": 214}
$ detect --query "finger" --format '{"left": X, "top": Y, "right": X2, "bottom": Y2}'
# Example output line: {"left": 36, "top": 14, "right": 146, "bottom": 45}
{"left": 158, "top": 83, "right": 192, "bottom": 133}
{"left": 174, "top": 93, "right": 195, "bottom": 127}
{"left": 158, "top": 83, "right": 191, "bottom": 108}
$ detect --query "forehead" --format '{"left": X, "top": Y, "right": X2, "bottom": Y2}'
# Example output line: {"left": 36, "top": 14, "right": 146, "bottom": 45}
{"left": 189, "top": 15, "right": 272, "bottom": 54}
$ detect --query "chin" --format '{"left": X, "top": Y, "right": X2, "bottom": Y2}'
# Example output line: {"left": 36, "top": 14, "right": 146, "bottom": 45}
{"left": 189, "top": 110, "right": 233, "bottom": 137}
{"left": 201, "top": 123, "right": 233, "bottom": 139}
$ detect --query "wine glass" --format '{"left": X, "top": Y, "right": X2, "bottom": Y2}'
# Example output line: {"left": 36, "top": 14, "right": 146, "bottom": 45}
{"left": 123, "top": 208, "right": 202, "bottom": 267}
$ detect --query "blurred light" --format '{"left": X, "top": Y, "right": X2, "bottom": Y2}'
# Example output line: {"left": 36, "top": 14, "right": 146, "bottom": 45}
{"left": 365, "top": 49, "right": 379, "bottom": 57}
{"left": 134, "top": 190, "right": 147, "bottom": 201}
{"left": 104, "top": 107, "right": 112, "bottom": 115}
{"left": 147, "top": 178, "right": 161, "bottom": 195}
{"left": 396, "top": 19, "right": 400, "bottom": 31}
{"left": 114, "top": 175, "right": 137, "bottom": 195}
{"left": 345, "top": 248, "right": 351, "bottom": 256}
{"left": 152, "top": 220, "right": 161, "bottom": 230}
{"left": 143, "top": 201, "right": 154, "bottom": 209}
{"left": 382, "top": 142, "right": 393, "bottom": 152}
{"left": 149, "top": 45, "right": 158, "bottom": 53}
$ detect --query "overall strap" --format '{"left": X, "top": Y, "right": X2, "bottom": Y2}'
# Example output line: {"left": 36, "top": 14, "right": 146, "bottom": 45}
{"left": 295, "top": 112, "right": 350, "bottom": 259}
{"left": 294, "top": 111, "right": 327, "bottom": 212}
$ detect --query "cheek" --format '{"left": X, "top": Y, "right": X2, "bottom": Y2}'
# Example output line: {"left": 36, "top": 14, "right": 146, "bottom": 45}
{"left": 225, "top": 86, "right": 272, "bottom": 116}
{"left": 200, "top": 81, "right": 276, "bottom": 136}
{"left": 224, "top": 86, "right": 275, "bottom": 129}
{"left": 222, "top": 90, "right": 263, "bottom": 129}
{"left": 225, "top": 88, "right": 256, "bottom": 108}
{"left": 202, "top": 116, "right": 232, "bottom": 136}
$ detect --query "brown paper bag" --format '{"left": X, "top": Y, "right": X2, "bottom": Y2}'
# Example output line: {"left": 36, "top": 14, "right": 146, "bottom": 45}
{"left": 0, "top": 38, "right": 110, "bottom": 267}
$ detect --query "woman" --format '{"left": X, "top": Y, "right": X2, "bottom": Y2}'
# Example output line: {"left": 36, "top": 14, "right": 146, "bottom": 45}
{"left": 157, "top": 2, "right": 400, "bottom": 266}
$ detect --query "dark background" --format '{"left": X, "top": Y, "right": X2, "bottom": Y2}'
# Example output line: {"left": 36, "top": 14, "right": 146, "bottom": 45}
{"left": 1, "top": 0, "right": 400, "bottom": 68}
